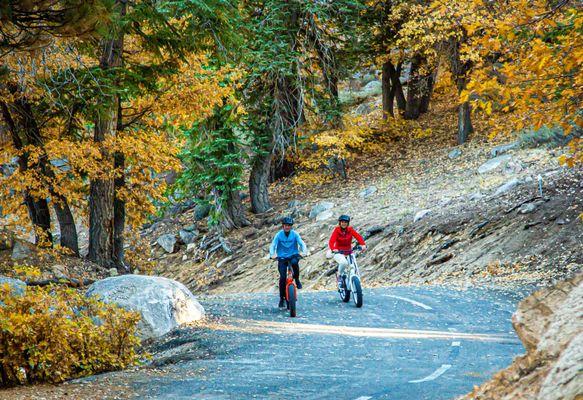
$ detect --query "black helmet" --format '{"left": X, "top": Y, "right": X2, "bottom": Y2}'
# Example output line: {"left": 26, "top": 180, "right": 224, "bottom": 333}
{"left": 338, "top": 215, "right": 350, "bottom": 223}
{"left": 281, "top": 216, "right": 294, "bottom": 225}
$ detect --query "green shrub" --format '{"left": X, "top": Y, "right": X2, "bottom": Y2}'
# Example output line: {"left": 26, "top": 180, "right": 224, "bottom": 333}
{"left": 0, "top": 284, "right": 141, "bottom": 386}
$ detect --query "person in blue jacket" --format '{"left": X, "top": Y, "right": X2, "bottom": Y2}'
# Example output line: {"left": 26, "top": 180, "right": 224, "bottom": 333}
{"left": 269, "top": 216, "right": 309, "bottom": 308}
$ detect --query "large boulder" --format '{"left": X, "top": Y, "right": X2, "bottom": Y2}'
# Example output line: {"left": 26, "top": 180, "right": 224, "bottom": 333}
{"left": 0, "top": 275, "right": 26, "bottom": 296}
{"left": 86, "top": 275, "right": 205, "bottom": 340}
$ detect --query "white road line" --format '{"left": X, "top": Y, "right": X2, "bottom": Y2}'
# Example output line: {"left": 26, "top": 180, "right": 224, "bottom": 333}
{"left": 385, "top": 295, "right": 433, "bottom": 310}
{"left": 409, "top": 364, "right": 452, "bottom": 383}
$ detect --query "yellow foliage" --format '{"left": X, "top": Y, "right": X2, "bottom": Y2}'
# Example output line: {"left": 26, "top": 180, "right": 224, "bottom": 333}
{"left": 0, "top": 284, "right": 141, "bottom": 386}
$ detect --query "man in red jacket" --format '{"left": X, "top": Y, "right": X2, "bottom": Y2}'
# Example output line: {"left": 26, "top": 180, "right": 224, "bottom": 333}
{"left": 328, "top": 215, "right": 367, "bottom": 287}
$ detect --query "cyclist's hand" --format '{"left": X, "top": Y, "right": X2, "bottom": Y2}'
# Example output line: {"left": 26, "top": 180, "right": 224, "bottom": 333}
{"left": 361, "top": 245, "right": 367, "bottom": 252}
{"left": 270, "top": 255, "right": 278, "bottom": 260}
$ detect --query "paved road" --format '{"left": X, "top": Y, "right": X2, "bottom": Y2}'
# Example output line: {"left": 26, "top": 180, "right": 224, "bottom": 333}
{"left": 88, "top": 286, "right": 529, "bottom": 399}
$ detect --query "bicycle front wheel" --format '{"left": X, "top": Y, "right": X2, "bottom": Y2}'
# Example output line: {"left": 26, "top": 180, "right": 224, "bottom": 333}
{"left": 352, "top": 276, "right": 363, "bottom": 308}
{"left": 287, "top": 285, "right": 297, "bottom": 318}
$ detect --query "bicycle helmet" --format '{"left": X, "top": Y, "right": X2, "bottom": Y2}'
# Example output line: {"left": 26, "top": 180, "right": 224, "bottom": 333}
{"left": 281, "top": 216, "right": 294, "bottom": 225}
{"left": 338, "top": 215, "right": 351, "bottom": 223}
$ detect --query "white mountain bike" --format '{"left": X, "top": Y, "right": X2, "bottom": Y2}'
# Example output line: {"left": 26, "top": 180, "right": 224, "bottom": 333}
{"left": 336, "top": 245, "right": 363, "bottom": 308}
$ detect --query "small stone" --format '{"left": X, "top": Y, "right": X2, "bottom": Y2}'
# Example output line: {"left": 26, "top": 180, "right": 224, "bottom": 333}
{"left": 157, "top": 234, "right": 178, "bottom": 253}
{"left": 51, "top": 264, "right": 68, "bottom": 279}
{"left": 469, "top": 192, "right": 484, "bottom": 201}
{"left": 108, "top": 268, "right": 118, "bottom": 277}
{"left": 448, "top": 148, "right": 462, "bottom": 159}
{"left": 11, "top": 240, "right": 34, "bottom": 260}
{"left": 182, "top": 254, "right": 188, "bottom": 261}
{"left": 179, "top": 229, "right": 198, "bottom": 245}
{"left": 359, "top": 186, "right": 378, "bottom": 198}
{"left": 519, "top": 203, "right": 538, "bottom": 214}
{"left": 495, "top": 178, "right": 521, "bottom": 196}
{"left": 355, "top": 102, "right": 372, "bottom": 115}
{"left": 478, "top": 154, "right": 513, "bottom": 174}
{"left": 490, "top": 141, "right": 519, "bottom": 158}
{"left": 0, "top": 276, "right": 26, "bottom": 295}
{"left": 316, "top": 209, "right": 334, "bottom": 221}
{"left": 183, "top": 224, "right": 197, "bottom": 232}
{"left": 194, "top": 204, "right": 211, "bottom": 221}
{"left": 309, "top": 201, "right": 335, "bottom": 219}
{"left": 288, "top": 200, "right": 304, "bottom": 209}
{"left": 186, "top": 243, "right": 197, "bottom": 252}
{"left": 414, "top": 209, "right": 432, "bottom": 223}
{"left": 556, "top": 218, "right": 567, "bottom": 225}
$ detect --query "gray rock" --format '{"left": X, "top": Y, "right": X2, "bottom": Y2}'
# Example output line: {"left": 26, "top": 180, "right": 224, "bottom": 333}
{"left": 359, "top": 186, "right": 377, "bottom": 198}
{"left": 309, "top": 201, "right": 335, "bottom": 219}
{"left": 157, "top": 234, "right": 178, "bottom": 253}
{"left": 448, "top": 148, "right": 462, "bottom": 159}
{"left": 0, "top": 275, "right": 26, "bottom": 296}
{"left": 86, "top": 275, "right": 205, "bottom": 340}
{"left": 186, "top": 243, "right": 197, "bottom": 253}
{"left": 288, "top": 200, "right": 304, "bottom": 209}
{"left": 51, "top": 264, "right": 68, "bottom": 279}
{"left": 362, "top": 80, "right": 382, "bottom": 93}
{"left": 495, "top": 178, "right": 521, "bottom": 196}
{"left": 179, "top": 229, "right": 198, "bottom": 245}
{"left": 315, "top": 209, "right": 334, "bottom": 221}
{"left": 183, "top": 224, "right": 197, "bottom": 232}
{"left": 503, "top": 160, "right": 523, "bottom": 175}
{"left": 413, "top": 209, "right": 432, "bottom": 223}
{"left": 477, "top": 154, "right": 513, "bottom": 174}
{"left": 355, "top": 102, "right": 372, "bottom": 115}
{"left": 519, "top": 203, "right": 538, "bottom": 214}
{"left": 469, "top": 192, "right": 484, "bottom": 201}
{"left": 108, "top": 268, "right": 118, "bottom": 277}
{"left": 49, "top": 158, "right": 71, "bottom": 172}
{"left": 194, "top": 204, "right": 211, "bottom": 221}
{"left": 490, "top": 141, "right": 519, "bottom": 158}
{"left": 364, "top": 225, "right": 384, "bottom": 240}
{"left": 538, "top": 333, "right": 583, "bottom": 400}
{"left": 11, "top": 240, "right": 34, "bottom": 260}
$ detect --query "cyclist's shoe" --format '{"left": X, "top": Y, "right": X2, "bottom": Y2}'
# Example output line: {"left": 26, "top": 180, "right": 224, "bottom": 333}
{"left": 295, "top": 279, "right": 303, "bottom": 289}
{"left": 278, "top": 298, "right": 285, "bottom": 308}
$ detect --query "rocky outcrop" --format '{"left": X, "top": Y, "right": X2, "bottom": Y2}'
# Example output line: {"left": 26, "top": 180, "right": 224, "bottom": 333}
{"left": 86, "top": 275, "right": 205, "bottom": 340}
{"left": 459, "top": 274, "right": 583, "bottom": 400}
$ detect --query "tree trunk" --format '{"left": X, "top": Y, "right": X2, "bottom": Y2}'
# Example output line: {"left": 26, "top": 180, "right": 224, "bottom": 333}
{"left": 113, "top": 98, "right": 127, "bottom": 273}
{"left": 382, "top": 60, "right": 394, "bottom": 118}
{"left": 0, "top": 100, "right": 53, "bottom": 246}
{"left": 388, "top": 62, "right": 406, "bottom": 112}
{"left": 405, "top": 55, "right": 435, "bottom": 120}
{"left": 218, "top": 189, "right": 250, "bottom": 230}
{"left": 457, "top": 100, "right": 473, "bottom": 144}
{"left": 249, "top": 149, "right": 273, "bottom": 214}
{"left": 52, "top": 201, "right": 78, "bottom": 255}
{"left": 113, "top": 151, "right": 126, "bottom": 272}
{"left": 88, "top": 0, "right": 125, "bottom": 268}
{"left": 419, "top": 70, "right": 436, "bottom": 114}
{"left": 404, "top": 55, "right": 423, "bottom": 120}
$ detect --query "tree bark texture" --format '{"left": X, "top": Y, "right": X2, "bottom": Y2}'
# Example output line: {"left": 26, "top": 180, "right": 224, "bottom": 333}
{"left": 250, "top": 149, "right": 273, "bottom": 214}
{"left": 88, "top": 0, "right": 125, "bottom": 268}
{"left": 382, "top": 60, "right": 395, "bottom": 118}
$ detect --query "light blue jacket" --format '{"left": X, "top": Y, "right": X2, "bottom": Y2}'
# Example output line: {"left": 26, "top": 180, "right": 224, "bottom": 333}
{"left": 269, "top": 230, "right": 307, "bottom": 259}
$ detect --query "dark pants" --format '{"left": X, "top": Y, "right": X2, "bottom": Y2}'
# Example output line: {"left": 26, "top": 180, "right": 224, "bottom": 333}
{"left": 278, "top": 255, "right": 300, "bottom": 299}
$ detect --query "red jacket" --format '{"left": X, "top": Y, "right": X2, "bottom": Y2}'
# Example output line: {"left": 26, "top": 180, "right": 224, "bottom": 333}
{"left": 328, "top": 226, "right": 365, "bottom": 253}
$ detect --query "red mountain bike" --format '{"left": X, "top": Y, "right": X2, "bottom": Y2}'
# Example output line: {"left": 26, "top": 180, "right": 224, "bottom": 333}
{"left": 275, "top": 257, "right": 301, "bottom": 318}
